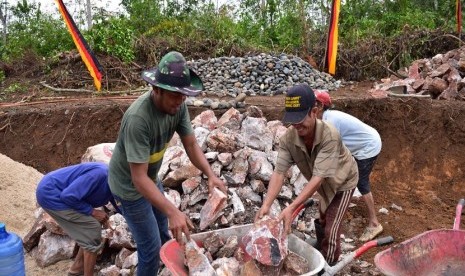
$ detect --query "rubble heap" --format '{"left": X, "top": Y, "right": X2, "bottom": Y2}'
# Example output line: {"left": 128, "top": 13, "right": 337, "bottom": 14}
{"left": 370, "top": 46, "right": 465, "bottom": 101}
{"left": 23, "top": 105, "right": 352, "bottom": 275}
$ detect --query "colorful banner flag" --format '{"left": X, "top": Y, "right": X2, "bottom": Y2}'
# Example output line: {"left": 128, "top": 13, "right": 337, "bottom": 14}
{"left": 55, "top": 0, "right": 103, "bottom": 91}
{"left": 325, "top": 0, "right": 341, "bottom": 75}
{"left": 457, "top": 0, "right": 462, "bottom": 34}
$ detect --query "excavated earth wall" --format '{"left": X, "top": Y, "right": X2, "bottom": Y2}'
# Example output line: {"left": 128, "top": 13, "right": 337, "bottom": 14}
{"left": 1, "top": 96, "right": 464, "bottom": 262}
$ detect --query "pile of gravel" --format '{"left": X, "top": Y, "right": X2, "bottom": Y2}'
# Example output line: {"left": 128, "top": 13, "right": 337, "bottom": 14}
{"left": 188, "top": 53, "right": 341, "bottom": 98}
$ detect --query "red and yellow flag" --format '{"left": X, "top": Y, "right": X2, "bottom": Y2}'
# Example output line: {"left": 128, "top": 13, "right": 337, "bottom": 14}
{"left": 457, "top": 0, "right": 462, "bottom": 34}
{"left": 325, "top": 0, "right": 341, "bottom": 75}
{"left": 55, "top": 0, "right": 103, "bottom": 91}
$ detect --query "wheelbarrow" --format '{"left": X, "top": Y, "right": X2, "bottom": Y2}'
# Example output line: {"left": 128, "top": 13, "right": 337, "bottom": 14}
{"left": 160, "top": 199, "right": 393, "bottom": 275}
{"left": 374, "top": 198, "right": 465, "bottom": 276}
{"left": 160, "top": 199, "right": 325, "bottom": 275}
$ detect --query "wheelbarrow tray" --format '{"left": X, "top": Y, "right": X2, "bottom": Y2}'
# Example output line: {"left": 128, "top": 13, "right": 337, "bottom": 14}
{"left": 374, "top": 228, "right": 465, "bottom": 276}
{"left": 160, "top": 223, "right": 325, "bottom": 276}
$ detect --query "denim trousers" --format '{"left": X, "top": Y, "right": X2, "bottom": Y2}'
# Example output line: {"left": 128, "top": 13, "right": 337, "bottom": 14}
{"left": 114, "top": 180, "right": 171, "bottom": 276}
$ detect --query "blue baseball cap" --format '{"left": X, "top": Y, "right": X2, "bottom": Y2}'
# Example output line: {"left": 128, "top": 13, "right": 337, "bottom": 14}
{"left": 282, "top": 84, "right": 316, "bottom": 124}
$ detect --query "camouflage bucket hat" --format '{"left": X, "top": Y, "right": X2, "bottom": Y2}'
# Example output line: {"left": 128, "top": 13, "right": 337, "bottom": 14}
{"left": 141, "top": 51, "right": 204, "bottom": 96}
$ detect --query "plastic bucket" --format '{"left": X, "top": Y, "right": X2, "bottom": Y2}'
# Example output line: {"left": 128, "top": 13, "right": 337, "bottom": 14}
{"left": 0, "top": 222, "right": 25, "bottom": 276}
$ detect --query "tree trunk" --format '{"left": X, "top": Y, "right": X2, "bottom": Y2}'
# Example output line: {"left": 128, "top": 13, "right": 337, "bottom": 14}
{"left": 0, "top": 1, "right": 7, "bottom": 45}
{"left": 86, "top": 0, "right": 92, "bottom": 29}
{"left": 299, "top": 0, "right": 309, "bottom": 53}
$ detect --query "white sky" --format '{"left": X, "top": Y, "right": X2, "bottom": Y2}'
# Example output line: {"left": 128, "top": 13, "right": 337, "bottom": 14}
{"left": 4, "top": 0, "right": 231, "bottom": 31}
{"left": 6, "top": 0, "right": 232, "bottom": 26}
{"left": 10, "top": 0, "right": 228, "bottom": 15}
{"left": 9, "top": 0, "right": 125, "bottom": 15}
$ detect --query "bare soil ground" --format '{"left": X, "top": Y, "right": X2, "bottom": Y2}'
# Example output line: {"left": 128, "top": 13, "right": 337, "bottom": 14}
{"left": 1, "top": 81, "right": 464, "bottom": 275}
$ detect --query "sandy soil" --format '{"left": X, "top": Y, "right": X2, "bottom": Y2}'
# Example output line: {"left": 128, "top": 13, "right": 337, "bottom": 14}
{"left": 0, "top": 154, "right": 72, "bottom": 275}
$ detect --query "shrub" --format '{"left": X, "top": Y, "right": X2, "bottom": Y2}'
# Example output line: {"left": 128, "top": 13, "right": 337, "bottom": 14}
{"left": 85, "top": 16, "right": 135, "bottom": 62}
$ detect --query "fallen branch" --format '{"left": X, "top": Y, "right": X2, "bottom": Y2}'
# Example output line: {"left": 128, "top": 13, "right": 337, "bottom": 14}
{"left": 40, "top": 81, "right": 148, "bottom": 95}
{"left": 388, "top": 92, "right": 431, "bottom": 98}
{"left": 40, "top": 81, "right": 94, "bottom": 93}
{"left": 381, "top": 65, "right": 406, "bottom": 79}
{"left": 39, "top": 96, "right": 67, "bottom": 101}
{"left": 338, "top": 54, "right": 356, "bottom": 69}
{"left": 431, "top": 34, "right": 465, "bottom": 45}
{"left": 383, "top": 52, "right": 406, "bottom": 79}
{"left": 131, "top": 61, "right": 142, "bottom": 69}
{"left": 98, "top": 88, "right": 148, "bottom": 95}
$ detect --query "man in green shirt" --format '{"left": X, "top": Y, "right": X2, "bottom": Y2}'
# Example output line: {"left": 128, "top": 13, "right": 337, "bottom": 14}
{"left": 109, "top": 51, "right": 227, "bottom": 275}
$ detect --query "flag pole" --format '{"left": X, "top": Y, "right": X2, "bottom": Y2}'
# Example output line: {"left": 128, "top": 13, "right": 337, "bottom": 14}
{"left": 325, "top": 0, "right": 341, "bottom": 75}
{"left": 55, "top": 0, "right": 103, "bottom": 91}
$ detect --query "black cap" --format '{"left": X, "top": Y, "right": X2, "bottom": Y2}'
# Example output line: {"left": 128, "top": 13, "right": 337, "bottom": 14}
{"left": 282, "top": 84, "right": 316, "bottom": 124}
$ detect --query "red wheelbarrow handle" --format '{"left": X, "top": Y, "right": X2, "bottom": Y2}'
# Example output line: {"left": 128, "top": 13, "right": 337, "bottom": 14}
{"left": 354, "top": 236, "right": 394, "bottom": 258}
{"left": 453, "top": 198, "right": 465, "bottom": 230}
{"left": 291, "top": 198, "right": 315, "bottom": 219}
{"left": 322, "top": 236, "right": 394, "bottom": 276}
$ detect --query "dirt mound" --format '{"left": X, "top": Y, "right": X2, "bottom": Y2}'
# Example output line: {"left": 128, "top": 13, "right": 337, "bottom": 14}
{"left": 0, "top": 154, "right": 42, "bottom": 237}
{"left": 0, "top": 154, "right": 73, "bottom": 275}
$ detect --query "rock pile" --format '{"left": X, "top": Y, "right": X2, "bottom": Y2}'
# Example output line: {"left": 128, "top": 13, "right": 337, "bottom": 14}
{"left": 187, "top": 53, "right": 342, "bottom": 98}
{"left": 370, "top": 46, "right": 465, "bottom": 101}
{"left": 156, "top": 106, "right": 314, "bottom": 233}
{"left": 25, "top": 105, "right": 370, "bottom": 275}
{"left": 140, "top": 53, "right": 342, "bottom": 110}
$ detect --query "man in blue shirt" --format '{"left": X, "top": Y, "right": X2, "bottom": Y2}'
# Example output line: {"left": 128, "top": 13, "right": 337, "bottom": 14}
{"left": 36, "top": 162, "right": 118, "bottom": 276}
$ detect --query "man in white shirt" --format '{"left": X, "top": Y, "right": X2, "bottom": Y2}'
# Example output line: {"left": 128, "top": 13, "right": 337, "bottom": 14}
{"left": 315, "top": 90, "right": 383, "bottom": 242}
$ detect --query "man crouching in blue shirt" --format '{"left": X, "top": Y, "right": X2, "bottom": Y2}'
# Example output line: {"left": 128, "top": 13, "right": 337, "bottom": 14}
{"left": 36, "top": 162, "right": 119, "bottom": 276}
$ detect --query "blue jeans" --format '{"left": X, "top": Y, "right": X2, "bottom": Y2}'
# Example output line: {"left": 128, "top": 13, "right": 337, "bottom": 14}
{"left": 114, "top": 180, "right": 171, "bottom": 276}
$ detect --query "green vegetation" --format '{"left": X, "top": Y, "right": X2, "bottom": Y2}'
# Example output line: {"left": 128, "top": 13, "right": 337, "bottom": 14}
{"left": 340, "top": 0, "right": 455, "bottom": 41}
{"left": 86, "top": 15, "right": 135, "bottom": 62}
{"left": 0, "top": 0, "right": 463, "bottom": 80}
{"left": 1, "top": 0, "right": 74, "bottom": 60}
{"left": 3, "top": 83, "right": 24, "bottom": 94}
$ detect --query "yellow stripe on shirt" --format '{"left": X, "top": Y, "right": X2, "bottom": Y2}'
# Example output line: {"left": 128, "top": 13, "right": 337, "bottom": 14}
{"left": 149, "top": 144, "right": 168, "bottom": 164}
